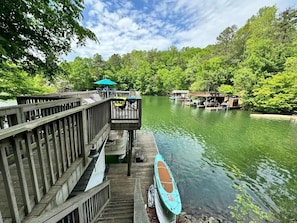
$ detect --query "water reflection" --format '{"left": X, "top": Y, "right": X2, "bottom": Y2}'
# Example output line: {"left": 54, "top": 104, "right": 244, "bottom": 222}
{"left": 142, "top": 96, "right": 297, "bottom": 221}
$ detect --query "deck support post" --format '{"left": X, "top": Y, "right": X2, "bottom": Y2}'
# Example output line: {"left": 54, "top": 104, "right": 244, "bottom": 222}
{"left": 127, "top": 130, "right": 134, "bottom": 176}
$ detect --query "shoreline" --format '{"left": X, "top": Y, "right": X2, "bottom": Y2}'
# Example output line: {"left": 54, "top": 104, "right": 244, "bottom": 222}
{"left": 147, "top": 207, "right": 232, "bottom": 223}
{"left": 250, "top": 113, "right": 297, "bottom": 121}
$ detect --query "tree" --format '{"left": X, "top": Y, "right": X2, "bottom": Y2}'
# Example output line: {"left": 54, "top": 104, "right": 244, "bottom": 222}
{"left": 92, "top": 53, "right": 105, "bottom": 80}
{"left": 61, "top": 57, "right": 97, "bottom": 91}
{"left": 0, "top": 62, "right": 56, "bottom": 98}
{"left": 106, "top": 54, "right": 122, "bottom": 73}
{"left": 216, "top": 25, "right": 237, "bottom": 57}
{"left": 252, "top": 57, "right": 297, "bottom": 113}
{"left": 218, "top": 84, "right": 234, "bottom": 95}
{"left": 0, "top": 0, "right": 97, "bottom": 75}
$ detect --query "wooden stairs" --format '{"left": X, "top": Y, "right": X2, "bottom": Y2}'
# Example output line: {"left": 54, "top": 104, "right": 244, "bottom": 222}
{"left": 95, "top": 197, "right": 134, "bottom": 223}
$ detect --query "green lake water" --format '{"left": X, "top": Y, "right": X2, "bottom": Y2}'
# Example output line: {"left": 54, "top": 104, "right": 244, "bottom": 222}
{"left": 141, "top": 96, "right": 297, "bottom": 222}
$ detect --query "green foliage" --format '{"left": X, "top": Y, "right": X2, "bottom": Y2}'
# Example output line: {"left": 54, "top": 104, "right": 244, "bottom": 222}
{"left": 0, "top": 62, "right": 56, "bottom": 98}
{"left": 252, "top": 57, "right": 297, "bottom": 113}
{"left": 52, "top": 74, "right": 73, "bottom": 93}
{"left": 60, "top": 57, "right": 97, "bottom": 91}
{"left": 0, "top": 0, "right": 97, "bottom": 75}
{"left": 218, "top": 84, "right": 234, "bottom": 95}
{"left": 2, "top": 2, "right": 296, "bottom": 113}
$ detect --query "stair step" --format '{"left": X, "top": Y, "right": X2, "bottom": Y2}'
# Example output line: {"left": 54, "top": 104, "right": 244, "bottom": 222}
{"left": 104, "top": 206, "right": 133, "bottom": 212}
{"left": 109, "top": 198, "right": 133, "bottom": 203}
{"left": 107, "top": 202, "right": 133, "bottom": 207}
{"left": 97, "top": 214, "right": 133, "bottom": 222}
{"left": 96, "top": 197, "right": 134, "bottom": 223}
{"left": 100, "top": 209, "right": 133, "bottom": 217}
{"left": 95, "top": 217, "right": 133, "bottom": 223}
{"left": 98, "top": 213, "right": 133, "bottom": 220}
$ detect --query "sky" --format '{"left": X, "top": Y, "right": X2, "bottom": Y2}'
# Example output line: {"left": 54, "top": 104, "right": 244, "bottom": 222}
{"left": 65, "top": 0, "right": 296, "bottom": 61}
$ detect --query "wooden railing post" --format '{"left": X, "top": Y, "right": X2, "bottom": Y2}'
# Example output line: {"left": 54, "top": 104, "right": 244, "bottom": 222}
{"left": 16, "top": 106, "right": 26, "bottom": 124}
{"left": 11, "top": 136, "right": 32, "bottom": 214}
{"left": 35, "top": 127, "right": 50, "bottom": 194}
{"left": 0, "top": 211, "right": 3, "bottom": 223}
{"left": 0, "top": 145, "right": 21, "bottom": 223}
{"left": 24, "top": 132, "right": 41, "bottom": 203}
{"left": 82, "top": 109, "right": 89, "bottom": 165}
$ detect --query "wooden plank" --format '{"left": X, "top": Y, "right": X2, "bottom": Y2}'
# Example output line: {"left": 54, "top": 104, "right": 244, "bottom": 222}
{"left": 58, "top": 120, "right": 67, "bottom": 172}
{"left": 68, "top": 116, "right": 75, "bottom": 162}
{"left": 0, "top": 143, "right": 21, "bottom": 223}
{"left": 12, "top": 137, "right": 32, "bottom": 214}
{"left": 88, "top": 109, "right": 93, "bottom": 142}
{"left": 44, "top": 124, "right": 56, "bottom": 185}
{"left": 51, "top": 122, "right": 62, "bottom": 178}
{"left": 73, "top": 114, "right": 79, "bottom": 158}
{"left": 63, "top": 118, "right": 71, "bottom": 167}
{"left": 76, "top": 113, "right": 82, "bottom": 155}
{"left": 82, "top": 109, "right": 89, "bottom": 164}
{"left": 87, "top": 199, "right": 91, "bottom": 221}
{"left": 78, "top": 205, "right": 84, "bottom": 223}
{"left": 35, "top": 127, "right": 49, "bottom": 193}
{"left": 25, "top": 132, "right": 41, "bottom": 202}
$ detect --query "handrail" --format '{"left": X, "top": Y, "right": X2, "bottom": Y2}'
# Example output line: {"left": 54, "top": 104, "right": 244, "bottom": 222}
{"left": 134, "top": 178, "right": 150, "bottom": 223}
{"left": 16, "top": 91, "right": 98, "bottom": 104}
{"left": 0, "top": 98, "right": 81, "bottom": 129}
{"left": 23, "top": 180, "right": 111, "bottom": 223}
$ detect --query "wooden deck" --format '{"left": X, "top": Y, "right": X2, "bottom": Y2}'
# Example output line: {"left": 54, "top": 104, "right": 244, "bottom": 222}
{"left": 0, "top": 91, "right": 143, "bottom": 222}
{"left": 106, "top": 131, "right": 158, "bottom": 208}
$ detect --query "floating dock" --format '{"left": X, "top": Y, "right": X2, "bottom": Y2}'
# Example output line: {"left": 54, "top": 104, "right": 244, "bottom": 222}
{"left": 205, "top": 106, "right": 225, "bottom": 112}
{"left": 250, "top": 113, "right": 297, "bottom": 121}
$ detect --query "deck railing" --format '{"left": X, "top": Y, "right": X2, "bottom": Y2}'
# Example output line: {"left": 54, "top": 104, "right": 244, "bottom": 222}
{"left": 0, "top": 100, "right": 110, "bottom": 222}
{"left": 23, "top": 180, "right": 111, "bottom": 223}
{"left": 0, "top": 98, "right": 81, "bottom": 129}
{"left": 16, "top": 91, "right": 98, "bottom": 104}
{"left": 111, "top": 97, "right": 141, "bottom": 121}
{"left": 134, "top": 178, "right": 150, "bottom": 223}
{"left": 0, "top": 93, "right": 141, "bottom": 222}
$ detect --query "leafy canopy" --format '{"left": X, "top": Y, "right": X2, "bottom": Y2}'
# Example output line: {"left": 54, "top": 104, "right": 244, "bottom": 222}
{"left": 0, "top": 62, "right": 56, "bottom": 98}
{"left": 0, "top": 0, "right": 98, "bottom": 75}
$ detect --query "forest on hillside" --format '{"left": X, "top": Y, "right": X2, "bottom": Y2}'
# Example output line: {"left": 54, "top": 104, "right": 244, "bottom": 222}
{"left": 1, "top": 5, "right": 297, "bottom": 114}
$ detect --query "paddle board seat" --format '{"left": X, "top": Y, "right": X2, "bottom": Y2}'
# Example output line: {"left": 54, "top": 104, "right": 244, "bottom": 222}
{"left": 157, "top": 161, "right": 173, "bottom": 192}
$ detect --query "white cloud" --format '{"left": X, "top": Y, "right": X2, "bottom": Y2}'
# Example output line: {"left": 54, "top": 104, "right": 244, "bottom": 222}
{"left": 64, "top": 0, "right": 296, "bottom": 61}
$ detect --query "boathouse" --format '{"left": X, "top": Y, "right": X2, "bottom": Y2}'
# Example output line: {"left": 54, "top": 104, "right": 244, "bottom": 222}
{"left": 169, "top": 90, "right": 189, "bottom": 100}
{"left": 189, "top": 91, "right": 242, "bottom": 109}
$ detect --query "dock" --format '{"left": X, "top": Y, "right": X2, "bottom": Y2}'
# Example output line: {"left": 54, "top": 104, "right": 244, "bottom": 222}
{"left": 205, "top": 106, "right": 225, "bottom": 112}
{"left": 107, "top": 131, "right": 157, "bottom": 199}
{"left": 97, "top": 131, "right": 158, "bottom": 222}
{"left": 250, "top": 113, "right": 297, "bottom": 121}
